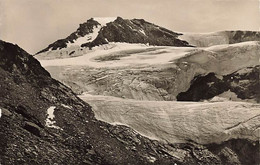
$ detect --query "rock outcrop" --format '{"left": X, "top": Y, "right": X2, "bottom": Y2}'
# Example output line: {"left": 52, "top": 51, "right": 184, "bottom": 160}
{"left": 177, "top": 66, "right": 260, "bottom": 102}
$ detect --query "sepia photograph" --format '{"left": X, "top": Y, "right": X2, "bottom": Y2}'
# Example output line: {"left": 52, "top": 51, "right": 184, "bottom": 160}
{"left": 0, "top": 0, "right": 259, "bottom": 164}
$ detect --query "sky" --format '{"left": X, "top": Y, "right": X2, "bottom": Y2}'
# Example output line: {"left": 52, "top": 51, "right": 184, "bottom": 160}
{"left": 0, "top": 0, "right": 260, "bottom": 54}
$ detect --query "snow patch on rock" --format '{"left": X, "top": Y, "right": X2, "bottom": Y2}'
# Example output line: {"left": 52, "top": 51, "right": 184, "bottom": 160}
{"left": 139, "top": 29, "right": 146, "bottom": 36}
{"left": 67, "top": 25, "right": 101, "bottom": 47}
{"left": 45, "top": 106, "right": 62, "bottom": 130}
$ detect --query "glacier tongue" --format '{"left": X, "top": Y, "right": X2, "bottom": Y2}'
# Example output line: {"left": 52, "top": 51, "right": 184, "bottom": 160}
{"left": 80, "top": 94, "right": 260, "bottom": 145}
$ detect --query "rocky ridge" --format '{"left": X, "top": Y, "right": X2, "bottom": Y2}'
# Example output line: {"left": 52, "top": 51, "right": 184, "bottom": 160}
{"left": 37, "top": 18, "right": 101, "bottom": 54}
{"left": 36, "top": 17, "right": 191, "bottom": 58}
{"left": 82, "top": 17, "right": 190, "bottom": 48}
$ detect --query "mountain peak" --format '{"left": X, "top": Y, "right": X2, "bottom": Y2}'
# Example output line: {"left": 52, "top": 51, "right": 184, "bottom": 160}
{"left": 36, "top": 17, "right": 191, "bottom": 55}
{"left": 92, "top": 17, "right": 117, "bottom": 26}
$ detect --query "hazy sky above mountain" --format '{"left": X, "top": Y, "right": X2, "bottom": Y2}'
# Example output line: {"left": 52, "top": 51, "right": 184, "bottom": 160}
{"left": 1, "top": 0, "right": 259, "bottom": 54}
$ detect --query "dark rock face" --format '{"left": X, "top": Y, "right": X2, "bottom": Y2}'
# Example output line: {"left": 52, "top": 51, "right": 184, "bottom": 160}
{"left": 37, "top": 17, "right": 191, "bottom": 54}
{"left": 228, "top": 31, "right": 260, "bottom": 44}
{"left": 23, "top": 121, "right": 42, "bottom": 137}
{"left": 207, "top": 139, "right": 260, "bottom": 165}
{"left": 83, "top": 17, "right": 190, "bottom": 48}
{"left": 177, "top": 73, "right": 229, "bottom": 101}
{"left": 177, "top": 66, "right": 260, "bottom": 102}
{"left": 228, "top": 66, "right": 260, "bottom": 102}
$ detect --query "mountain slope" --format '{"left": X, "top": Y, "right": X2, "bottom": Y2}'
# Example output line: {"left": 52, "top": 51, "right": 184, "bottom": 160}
{"left": 36, "top": 17, "right": 191, "bottom": 58}
{"left": 37, "top": 18, "right": 107, "bottom": 54}
{"left": 82, "top": 17, "right": 190, "bottom": 48}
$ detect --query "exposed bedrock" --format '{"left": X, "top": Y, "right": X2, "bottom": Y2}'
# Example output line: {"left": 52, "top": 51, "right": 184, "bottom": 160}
{"left": 177, "top": 65, "right": 260, "bottom": 102}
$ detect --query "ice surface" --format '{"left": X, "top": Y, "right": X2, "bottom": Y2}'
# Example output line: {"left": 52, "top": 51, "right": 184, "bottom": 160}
{"left": 205, "top": 41, "right": 259, "bottom": 51}
{"left": 80, "top": 94, "right": 260, "bottom": 144}
{"left": 178, "top": 31, "right": 230, "bottom": 47}
{"left": 39, "top": 43, "right": 193, "bottom": 68}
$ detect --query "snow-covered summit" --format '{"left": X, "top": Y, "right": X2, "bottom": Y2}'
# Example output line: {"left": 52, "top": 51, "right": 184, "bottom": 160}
{"left": 93, "top": 17, "right": 117, "bottom": 26}
{"left": 36, "top": 17, "right": 190, "bottom": 56}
